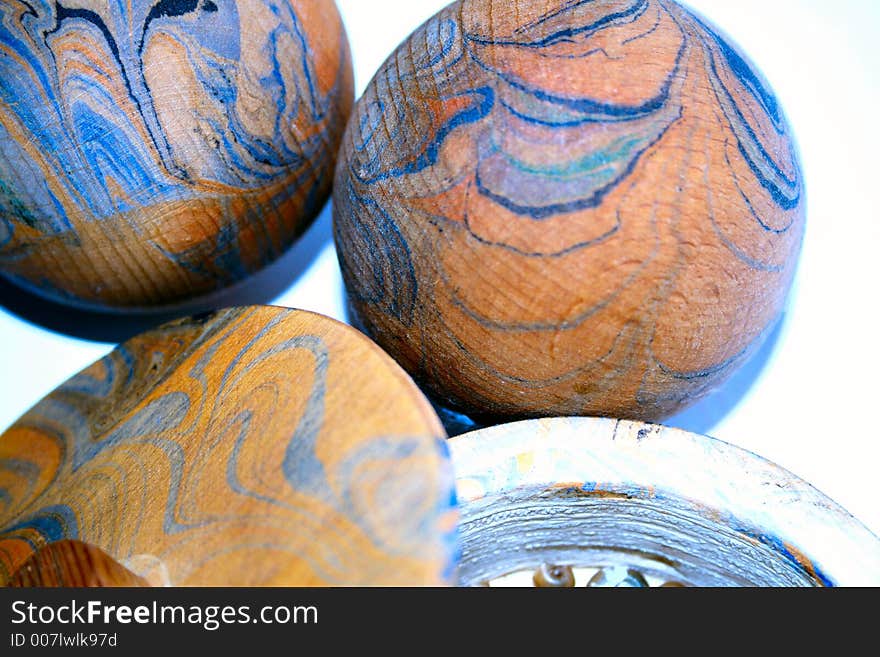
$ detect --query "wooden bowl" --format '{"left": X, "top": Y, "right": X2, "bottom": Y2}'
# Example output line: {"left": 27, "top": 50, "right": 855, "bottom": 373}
{"left": 0, "top": 0, "right": 353, "bottom": 310}
{"left": 0, "top": 306, "right": 456, "bottom": 585}
{"left": 333, "top": 0, "right": 805, "bottom": 422}
{"left": 450, "top": 418, "right": 880, "bottom": 587}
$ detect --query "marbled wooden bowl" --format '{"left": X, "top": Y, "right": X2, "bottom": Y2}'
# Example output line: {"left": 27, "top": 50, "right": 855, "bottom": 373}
{"left": 0, "top": 306, "right": 456, "bottom": 586}
{"left": 333, "top": 0, "right": 805, "bottom": 422}
{"left": 0, "top": 0, "right": 353, "bottom": 310}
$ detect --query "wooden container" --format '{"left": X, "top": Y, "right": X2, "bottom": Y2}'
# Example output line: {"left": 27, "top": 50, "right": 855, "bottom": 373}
{"left": 0, "top": 0, "right": 353, "bottom": 310}
{"left": 0, "top": 306, "right": 456, "bottom": 586}
{"left": 333, "top": 0, "right": 805, "bottom": 422}
{"left": 450, "top": 418, "right": 880, "bottom": 587}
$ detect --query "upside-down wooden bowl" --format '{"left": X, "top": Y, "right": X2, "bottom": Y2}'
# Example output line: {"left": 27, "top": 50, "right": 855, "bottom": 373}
{"left": 450, "top": 418, "right": 880, "bottom": 587}
{"left": 333, "top": 0, "right": 805, "bottom": 422}
{"left": 0, "top": 0, "right": 353, "bottom": 310}
{"left": 0, "top": 306, "right": 457, "bottom": 586}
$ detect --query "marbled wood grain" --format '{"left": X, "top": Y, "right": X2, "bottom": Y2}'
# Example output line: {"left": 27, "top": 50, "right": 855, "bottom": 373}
{"left": 0, "top": 0, "right": 353, "bottom": 310}
{"left": 9, "top": 539, "right": 149, "bottom": 586}
{"left": 333, "top": 0, "right": 805, "bottom": 422}
{"left": 0, "top": 306, "right": 456, "bottom": 586}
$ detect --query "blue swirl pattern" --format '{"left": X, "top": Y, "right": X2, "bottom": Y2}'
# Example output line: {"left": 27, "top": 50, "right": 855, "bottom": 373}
{"left": 0, "top": 0, "right": 352, "bottom": 308}
{"left": 334, "top": 0, "right": 805, "bottom": 420}
{"left": 0, "top": 307, "right": 456, "bottom": 585}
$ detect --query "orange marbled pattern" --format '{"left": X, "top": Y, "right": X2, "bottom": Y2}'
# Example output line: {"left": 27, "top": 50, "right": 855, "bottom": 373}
{"left": 0, "top": 307, "right": 456, "bottom": 585}
{"left": 333, "top": 0, "right": 805, "bottom": 422}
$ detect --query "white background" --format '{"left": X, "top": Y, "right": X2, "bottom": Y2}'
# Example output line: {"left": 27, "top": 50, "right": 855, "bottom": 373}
{"left": 1, "top": 1, "right": 878, "bottom": 536}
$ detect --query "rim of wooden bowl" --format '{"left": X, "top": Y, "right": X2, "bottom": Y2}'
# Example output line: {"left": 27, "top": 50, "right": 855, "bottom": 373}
{"left": 449, "top": 417, "right": 880, "bottom": 587}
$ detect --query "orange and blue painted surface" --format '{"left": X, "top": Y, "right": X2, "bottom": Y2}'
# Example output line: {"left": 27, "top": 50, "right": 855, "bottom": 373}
{"left": 0, "top": 0, "right": 352, "bottom": 308}
{"left": 334, "top": 0, "right": 806, "bottom": 420}
{"left": 0, "top": 307, "right": 457, "bottom": 585}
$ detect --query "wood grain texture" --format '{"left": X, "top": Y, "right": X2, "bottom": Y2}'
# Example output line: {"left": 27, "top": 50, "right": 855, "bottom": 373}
{"left": 0, "top": 0, "right": 353, "bottom": 310}
{"left": 0, "top": 306, "right": 456, "bottom": 586}
{"left": 9, "top": 539, "right": 149, "bottom": 587}
{"left": 333, "top": 0, "right": 805, "bottom": 422}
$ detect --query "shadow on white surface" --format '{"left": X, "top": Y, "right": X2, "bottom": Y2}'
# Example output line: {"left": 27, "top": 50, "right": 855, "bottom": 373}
{"left": 0, "top": 202, "right": 335, "bottom": 343}
{"left": 666, "top": 315, "right": 785, "bottom": 436}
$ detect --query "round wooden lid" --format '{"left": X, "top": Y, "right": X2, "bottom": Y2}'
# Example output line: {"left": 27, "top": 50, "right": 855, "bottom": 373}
{"left": 0, "top": 306, "right": 456, "bottom": 585}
